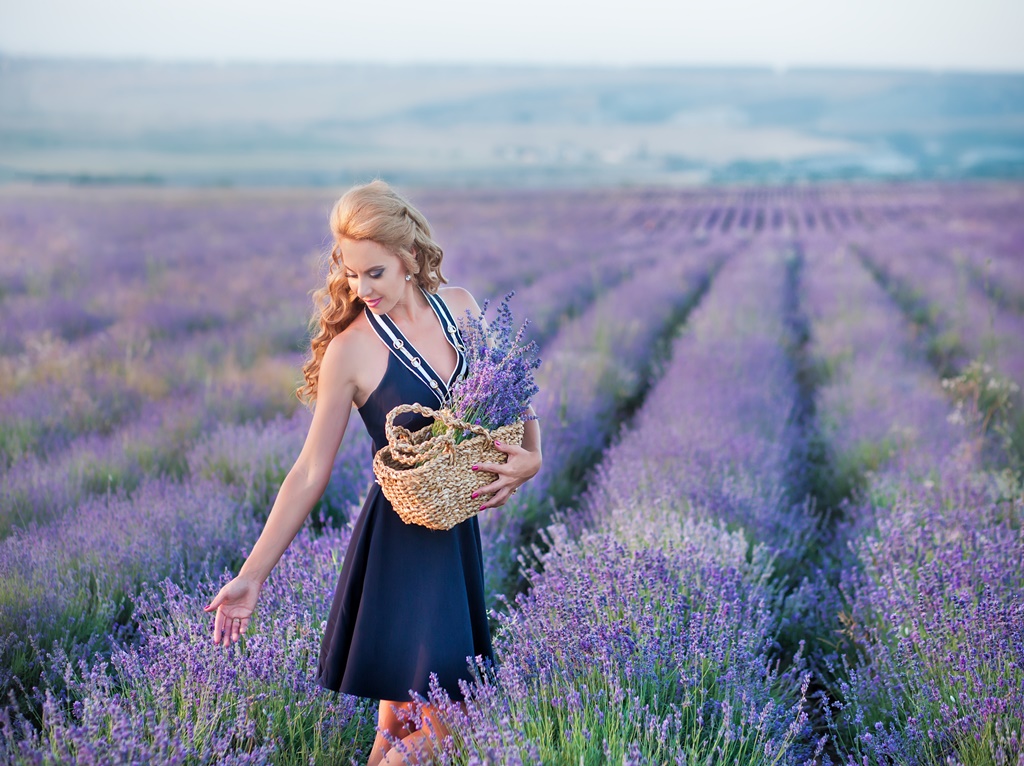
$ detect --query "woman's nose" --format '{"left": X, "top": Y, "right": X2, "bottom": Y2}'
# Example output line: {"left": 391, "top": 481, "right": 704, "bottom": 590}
{"left": 358, "top": 282, "right": 373, "bottom": 297}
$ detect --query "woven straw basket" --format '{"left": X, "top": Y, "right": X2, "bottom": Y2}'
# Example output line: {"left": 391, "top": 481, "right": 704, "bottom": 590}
{"left": 372, "top": 403, "right": 525, "bottom": 531}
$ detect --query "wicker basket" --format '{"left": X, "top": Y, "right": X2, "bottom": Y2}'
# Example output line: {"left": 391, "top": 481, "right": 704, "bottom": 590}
{"left": 372, "top": 403, "right": 525, "bottom": 531}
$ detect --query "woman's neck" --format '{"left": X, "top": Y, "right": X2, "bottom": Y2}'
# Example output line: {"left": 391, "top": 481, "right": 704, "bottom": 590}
{"left": 385, "top": 285, "right": 430, "bottom": 327}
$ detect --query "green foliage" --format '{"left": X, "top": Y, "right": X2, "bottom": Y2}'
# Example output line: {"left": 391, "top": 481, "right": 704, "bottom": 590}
{"left": 0, "top": 420, "right": 42, "bottom": 470}
{"left": 925, "top": 330, "right": 965, "bottom": 377}
{"left": 942, "top": 360, "right": 1022, "bottom": 471}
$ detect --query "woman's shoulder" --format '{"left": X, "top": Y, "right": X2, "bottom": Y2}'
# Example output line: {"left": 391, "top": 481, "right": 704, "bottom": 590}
{"left": 437, "top": 285, "right": 481, "bottom": 317}
{"left": 322, "top": 311, "right": 376, "bottom": 367}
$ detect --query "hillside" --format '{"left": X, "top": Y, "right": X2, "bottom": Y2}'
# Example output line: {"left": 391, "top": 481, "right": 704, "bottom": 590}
{"left": 2, "top": 57, "right": 1022, "bottom": 186}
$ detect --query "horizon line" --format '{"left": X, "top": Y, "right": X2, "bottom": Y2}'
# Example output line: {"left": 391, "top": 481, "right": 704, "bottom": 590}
{"left": 3, "top": 52, "right": 1024, "bottom": 78}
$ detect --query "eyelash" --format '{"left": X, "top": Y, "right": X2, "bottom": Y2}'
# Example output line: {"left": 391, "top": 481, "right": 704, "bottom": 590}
{"left": 346, "top": 271, "right": 383, "bottom": 279}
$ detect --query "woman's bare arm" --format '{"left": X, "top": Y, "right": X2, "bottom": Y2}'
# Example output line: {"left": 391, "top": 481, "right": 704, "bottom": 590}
{"left": 204, "top": 332, "right": 363, "bottom": 644}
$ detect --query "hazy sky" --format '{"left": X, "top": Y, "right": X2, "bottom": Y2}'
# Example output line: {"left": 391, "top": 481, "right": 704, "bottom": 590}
{"left": 2, "top": 0, "right": 1023, "bottom": 72}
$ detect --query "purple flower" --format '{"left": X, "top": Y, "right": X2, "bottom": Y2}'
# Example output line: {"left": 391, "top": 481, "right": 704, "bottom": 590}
{"left": 446, "top": 292, "right": 540, "bottom": 439}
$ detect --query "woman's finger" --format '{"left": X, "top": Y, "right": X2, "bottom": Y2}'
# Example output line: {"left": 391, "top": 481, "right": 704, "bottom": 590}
{"left": 204, "top": 589, "right": 225, "bottom": 613}
{"left": 476, "top": 449, "right": 533, "bottom": 480}
{"left": 213, "top": 608, "right": 226, "bottom": 644}
{"left": 494, "top": 486, "right": 518, "bottom": 509}
{"left": 477, "top": 484, "right": 519, "bottom": 511}
{"left": 472, "top": 459, "right": 522, "bottom": 478}
{"left": 471, "top": 477, "right": 502, "bottom": 499}
{"left": 471, "top": 461, "right": 504, "bottom": 476}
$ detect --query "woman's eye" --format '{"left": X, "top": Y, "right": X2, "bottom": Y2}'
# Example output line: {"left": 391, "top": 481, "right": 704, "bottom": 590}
{"left": 370, "top": 270, "right": 384, "bottom": 279}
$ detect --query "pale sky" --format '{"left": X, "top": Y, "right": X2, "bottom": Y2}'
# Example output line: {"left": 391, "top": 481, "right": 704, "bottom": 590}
{"left": 2, "top": 0, "right": 1023, "bottom": 72}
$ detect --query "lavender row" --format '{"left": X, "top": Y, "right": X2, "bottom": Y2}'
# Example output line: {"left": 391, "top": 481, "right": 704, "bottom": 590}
{"left": 0, "top": 409, "right": 373, "bottom": 700}
{"left": 829, "top": 484, "right": 1024, "bottom": 766}
{"left": 582, "top": 239, "right": 814, "bottom": 559}
{"left": 2, "top": 525, "right": 377, "bottom": 765}
{"left": 798, "top": 232, "right": 1024, "bottom": 762}
{"left": 0, "top": 477, "right": 257, "bottom": 697}
{"left": 476, "top": 230, "right": 736, "bottom": 606}
{"left": 528, "top": 234, "right": 731, "bottom": 505}
{"left": 0, "top": 382, "right": 307, "bottom": 538}
{"left": 852, "top": 222, "right": 1024, "bottom": 388}
{"left": 800, "top": 235, "right": 974, "bottom": 492}
{"left": 430, "top": 522, "right": 819, "bottom": 765}
{"left": 432, "top": 241, "right": 824, "bottom": 763}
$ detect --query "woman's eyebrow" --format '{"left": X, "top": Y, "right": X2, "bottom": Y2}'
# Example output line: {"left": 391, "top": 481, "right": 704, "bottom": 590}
{"left": 342, "top": 264, "right": 386, "bottom": 274}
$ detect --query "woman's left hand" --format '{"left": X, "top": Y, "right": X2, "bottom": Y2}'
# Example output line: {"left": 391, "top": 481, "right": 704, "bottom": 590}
{"left": 471, "top": 439, "right": 541, "bottom": 510}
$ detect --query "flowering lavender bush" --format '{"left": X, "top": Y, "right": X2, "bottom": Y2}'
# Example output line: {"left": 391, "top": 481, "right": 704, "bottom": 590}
{"left": 579, "top": 242, "right": 816, "bottom": 566}
{"left": 828, "top": 483, "right": 1024, "bottom": 766}
{"left": 475, "top": 233, "right": 727, "bottom": 609}
{"left": 466, "top": 235, "right": 721, "bottom": 614}
{"left": 444, "top": 292, "right": 540, "bottom": 440}
{"left": 432, "top": 524, "right": 820, "bottom": 765}
{"left": 801, "top": 240, "right": 972, "bottom": 489}
{"left": 424, "top": 238, "right": 828, "bottom": 763}
{"left": 1, "top": 526, "right": 376, "bottom": 765}
{"left": 942, "top": 360, "right": 1021, "bottom": 469}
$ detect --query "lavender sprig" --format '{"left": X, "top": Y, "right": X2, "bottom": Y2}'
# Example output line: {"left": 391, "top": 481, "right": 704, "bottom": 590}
{"left": 443, "top": 292, "right": 540, "bottom": 442}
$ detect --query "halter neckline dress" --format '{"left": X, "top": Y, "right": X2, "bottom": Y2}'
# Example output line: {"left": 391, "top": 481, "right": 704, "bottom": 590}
{"left": 316, "top": 290, "right": 494, "bottom": 702}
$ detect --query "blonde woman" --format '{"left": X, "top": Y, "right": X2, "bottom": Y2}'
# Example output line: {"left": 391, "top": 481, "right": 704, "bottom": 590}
{"left": 205, "top": 180, "right": 542, "bottom": 764}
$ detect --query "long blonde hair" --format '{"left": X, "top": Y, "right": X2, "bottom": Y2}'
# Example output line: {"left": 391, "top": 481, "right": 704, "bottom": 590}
{"left": 298, "top": 180, "right": 447, "bottom": 404}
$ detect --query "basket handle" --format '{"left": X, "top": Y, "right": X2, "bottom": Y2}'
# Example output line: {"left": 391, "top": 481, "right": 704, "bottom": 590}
{"left": 384, "top": 403, "right": 496, "bottom": 467}
{"left": 385, "top": 403, "right": 495, "bottom": 442}
{"left": 390, "top": 437, "right": 454, "bottom": 467}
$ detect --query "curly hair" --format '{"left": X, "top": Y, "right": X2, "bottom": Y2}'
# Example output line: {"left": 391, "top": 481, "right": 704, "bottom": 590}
{"left": 298, "top": 180, "right": 447, "bottom": 405}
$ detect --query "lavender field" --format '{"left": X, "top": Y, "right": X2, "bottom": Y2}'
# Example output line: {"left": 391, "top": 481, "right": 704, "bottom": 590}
{"left": 1, "top": 181, "right": 1022, "bottom": 765}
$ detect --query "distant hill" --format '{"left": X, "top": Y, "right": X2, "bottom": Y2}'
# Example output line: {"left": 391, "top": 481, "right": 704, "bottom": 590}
{"left": 1, "top": 57, "right": 1022, "bottom": 186}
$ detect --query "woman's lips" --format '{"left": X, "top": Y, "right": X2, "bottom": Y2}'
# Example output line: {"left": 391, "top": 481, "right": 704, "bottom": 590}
{"left": 365, "top": 297, "right": 382, "bottom": 308}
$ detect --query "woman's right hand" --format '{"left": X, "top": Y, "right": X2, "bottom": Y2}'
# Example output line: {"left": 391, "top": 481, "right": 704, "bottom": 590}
{"left": 204, "top": 576, "right": 261, "bottom": 647}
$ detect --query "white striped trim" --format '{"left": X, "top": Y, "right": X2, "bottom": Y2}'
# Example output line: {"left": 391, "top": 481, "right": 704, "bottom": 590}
{"left": 366, "top": 311, "right": 446, "bottom": 406}
{"left": 423, "top": 291, "right": 468, "bottom": 387}
{"left": 362, "top": 290, "right": 470, "bottom": 408}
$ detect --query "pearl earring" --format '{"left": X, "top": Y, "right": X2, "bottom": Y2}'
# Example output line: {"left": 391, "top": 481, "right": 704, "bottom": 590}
{"left": 405, "top": 275, "right": 412, "bottom": 282}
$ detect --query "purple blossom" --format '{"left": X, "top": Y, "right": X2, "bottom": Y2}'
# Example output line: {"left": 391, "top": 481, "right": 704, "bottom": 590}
{"left": 447, "top": 292, "right": 540, "bottom": 437}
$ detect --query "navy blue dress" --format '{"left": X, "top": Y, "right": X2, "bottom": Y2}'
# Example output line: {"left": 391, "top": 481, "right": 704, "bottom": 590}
{"left": 316, "top": 291, "right": 494, "bottom": 702}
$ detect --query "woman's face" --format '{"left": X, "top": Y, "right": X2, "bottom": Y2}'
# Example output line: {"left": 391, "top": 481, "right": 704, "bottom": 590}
{"left": 340, "top": 236, "right": 411, "bottom": 314}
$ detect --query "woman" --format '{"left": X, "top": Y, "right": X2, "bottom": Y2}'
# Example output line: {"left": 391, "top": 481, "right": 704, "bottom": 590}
{"left": 204, "top": 180, "right": 542, "bottom": 765}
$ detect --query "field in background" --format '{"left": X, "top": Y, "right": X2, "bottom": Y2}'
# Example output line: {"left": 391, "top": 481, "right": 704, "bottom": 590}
{"left": 2, "top": 58, "right": 1024, "bottom": 187}
{"left": 1, "top": 181, "right": 1023, "bottom": 764}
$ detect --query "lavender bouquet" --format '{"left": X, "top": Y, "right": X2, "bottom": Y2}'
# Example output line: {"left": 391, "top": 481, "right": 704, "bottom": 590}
{"left": 373, "top": 294, "right": 539, "bottom": 530}
{"left": 438, "top": 292, "right": 541, "bottom": 443}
